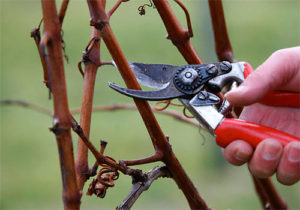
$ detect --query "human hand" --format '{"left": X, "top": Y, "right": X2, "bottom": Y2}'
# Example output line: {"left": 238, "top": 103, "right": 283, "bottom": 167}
{"left": 223, "top": 47, "right": 300, "bottom": 185}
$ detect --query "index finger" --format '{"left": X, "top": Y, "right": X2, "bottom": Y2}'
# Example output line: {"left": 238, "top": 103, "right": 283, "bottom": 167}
{"left": 226, "top": 47, "right": 300, "bottom": 106}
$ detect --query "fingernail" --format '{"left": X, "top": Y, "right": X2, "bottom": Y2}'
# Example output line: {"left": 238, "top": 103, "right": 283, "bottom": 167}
{"left": 288, "top": 144, "right": 300, "bottom": 162}
{"left": 262, "top": 141, "right": 282, "bottom": 161}
{"left": 235, "top": 149, "right": 251, "bottom": 162}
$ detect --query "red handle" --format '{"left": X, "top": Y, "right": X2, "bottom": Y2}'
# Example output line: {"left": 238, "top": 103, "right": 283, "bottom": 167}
{"left": 215, "top": 118, "right": 300, "bottom": 148}
{"left": 260, "top": 91, "right": 300, "bottom": 107}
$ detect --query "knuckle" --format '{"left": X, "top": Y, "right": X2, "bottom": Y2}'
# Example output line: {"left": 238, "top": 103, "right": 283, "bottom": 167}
{"left": 252, "top": 168, "right": 274, "bottom": 178}
{"left": 223, "top": 141, "right": 251, "bottom": 166}
{"left": 249, "top": 162, "right": 275, "bottom": 178}
{"left": 270, "top": 48, "right": 298, "bottom": 82}
{"left": 277, "top": 173, "right": 300, "bottom": 186}
{"left": 271, "top": 48, "right": 290, "bottom": 60}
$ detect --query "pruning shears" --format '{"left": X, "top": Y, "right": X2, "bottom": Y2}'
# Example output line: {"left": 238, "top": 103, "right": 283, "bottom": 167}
{"left": 109, "top": 61, "right": 300, "bottom": 148}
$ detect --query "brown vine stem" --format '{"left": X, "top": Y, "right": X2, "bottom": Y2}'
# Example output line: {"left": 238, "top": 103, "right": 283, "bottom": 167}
{"left": 207, "top": 0, "right": 236, "bottom": 115}
{"left": 107, "top": 0, "right": 123, "bottom": 18}
{"left": 208, "top": 1, "right": 287, "bottom": 209}
{"left": 75, "top": 26, "right": 102, "bottom": 193}
{"left": 252, "top": 177, "right": 271, "bottom": 209}
{"left": 208, "top": 0, "right": 235, "bottom": 62}
{"left": 40, "top": 0, "right": 80, "bottom": 209}
{"left": 87, "top": 0, "right": 209, "bottom": 208}
{"left": 75, "top": 0, "right": 113, "bottom": 195}
{"left": 255, "top": 178, "right": 288, "bottom": 210}
{"left": 152, "top": 0, "right": 203, "bottom": 64}
{"left": 58, "top": 0, "right": 69, "bottom": 24}
{"left": 31, "top": 0, "right": 69, "bottom": 92}
{"left": 58, "top": 0, "right": 69, "bottom": 64}
{"left": 122, "top": 153, "right": 163, "bottom": 166}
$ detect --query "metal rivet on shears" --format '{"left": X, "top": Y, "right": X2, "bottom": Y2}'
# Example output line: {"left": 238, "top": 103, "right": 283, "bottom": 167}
{"left": 220, "top": 61, "right": 232, "bottom": 72}
{"left": 185, "top": 72, "right": 192, "bottom": 78}
{"left": 198, "top": 91, "right": 208, "bottom": 100}
{"left": 206, "top": 64, "right": 218, "bottom": 75}
{"left": 208, "top": 94, "right": 220, "bottom": 102}
{"left": 178, "top": 68, "right": 198, "bottom": 85}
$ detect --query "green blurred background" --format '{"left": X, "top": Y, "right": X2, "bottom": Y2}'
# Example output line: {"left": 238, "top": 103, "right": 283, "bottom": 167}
{"left": 1, "top": 0, "right": 299, "bottom": 209}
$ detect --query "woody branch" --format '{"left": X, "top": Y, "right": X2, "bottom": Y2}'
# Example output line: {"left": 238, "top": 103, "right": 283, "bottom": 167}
{"left": 75, "top": 26, "right": 103, "bottom": 193}
{"left": 40, "top": 0, "right": 80, "bottom": 209}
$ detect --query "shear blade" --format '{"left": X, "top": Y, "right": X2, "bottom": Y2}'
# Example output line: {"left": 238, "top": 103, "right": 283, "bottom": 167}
{"left": 129, "top": 62, "right": 178, "bottom": 89}
{"left": 109, "top": 82, "right": 187, "bottom": 101}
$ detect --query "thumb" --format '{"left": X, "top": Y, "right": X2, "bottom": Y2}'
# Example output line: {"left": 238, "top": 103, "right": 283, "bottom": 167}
{"left": 226, "top": 47, "right": 300, "bottom": 106}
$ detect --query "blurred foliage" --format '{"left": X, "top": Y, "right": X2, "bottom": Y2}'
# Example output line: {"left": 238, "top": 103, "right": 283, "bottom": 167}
{"left": 0, "top": 0, "right": 299, "bottom": 209}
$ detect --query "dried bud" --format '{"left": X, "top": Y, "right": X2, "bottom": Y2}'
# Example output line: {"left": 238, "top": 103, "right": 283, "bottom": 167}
{"left": 139, "top": 7, "right": 146, "bottom": 15}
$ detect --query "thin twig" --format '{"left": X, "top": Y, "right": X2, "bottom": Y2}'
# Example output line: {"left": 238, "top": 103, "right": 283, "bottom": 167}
{"left": 58, "top": 0, "right": 69, "bottom": 24}
{"left": 107, "top": 0, "right": 123, "bottom": 18}
{"left": 122, "top": 152, "right": 163, "bottom": 166}
{"left": 208, "top": 0, "right": 234, "bottom": 62}
{"left": 174, "top": 0, "right": 193, "bottom": 37}
{"left": 72, "top": 104, "right": 200, "bottom": 127}
{"left": 0, "top": 100, "right": 200, "bottom": 128}
{"left": 88, "top": 140, "right": 108, "bottom": 177}
{"left": 117, "top": 166, "right": 172, "bottom": 210}
{"left": 0, "top": 100, "right": 52, "bottom": 116}
{"left": 255, "top": 178, "right": 288, "bottom": 209}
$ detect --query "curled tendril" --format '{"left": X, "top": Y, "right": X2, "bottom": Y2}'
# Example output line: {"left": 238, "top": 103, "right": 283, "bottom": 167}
{"left": 87, "top": 155, "right": 120, "bottom": 198}
{"left": 153, "top": 100, "right": 194, "bottom": 119}
{"left": 153, "top": 100, "right": 183, "bottom": 111}
{"left": 183, "top": 107, "right": 194, "bottom": 118}
{"left": 138, "top": 0, "right": 154, "bottom": 15}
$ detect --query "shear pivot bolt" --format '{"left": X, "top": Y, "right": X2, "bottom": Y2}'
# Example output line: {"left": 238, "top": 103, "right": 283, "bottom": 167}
{"left": 178, "top": 68, "right": 198, "bottom": 85}
{"left": 206, "top": 64, "right": 218, "bottom": 75}
{"left": 220, "top": 61, "right": 232, "bottom": 72}
{"left": 174, "top": 67, "right": 203, "bottom": 94}
{"left": 185, "top": 72, "right": 192, "bottom": 78}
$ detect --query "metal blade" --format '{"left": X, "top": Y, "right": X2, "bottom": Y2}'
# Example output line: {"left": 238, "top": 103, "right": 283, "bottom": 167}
{"left": 129, "top": 62, "right": 179, "bottom": 89}
{"left": 109, "top": 82, "right": 187, "bottom": 101}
